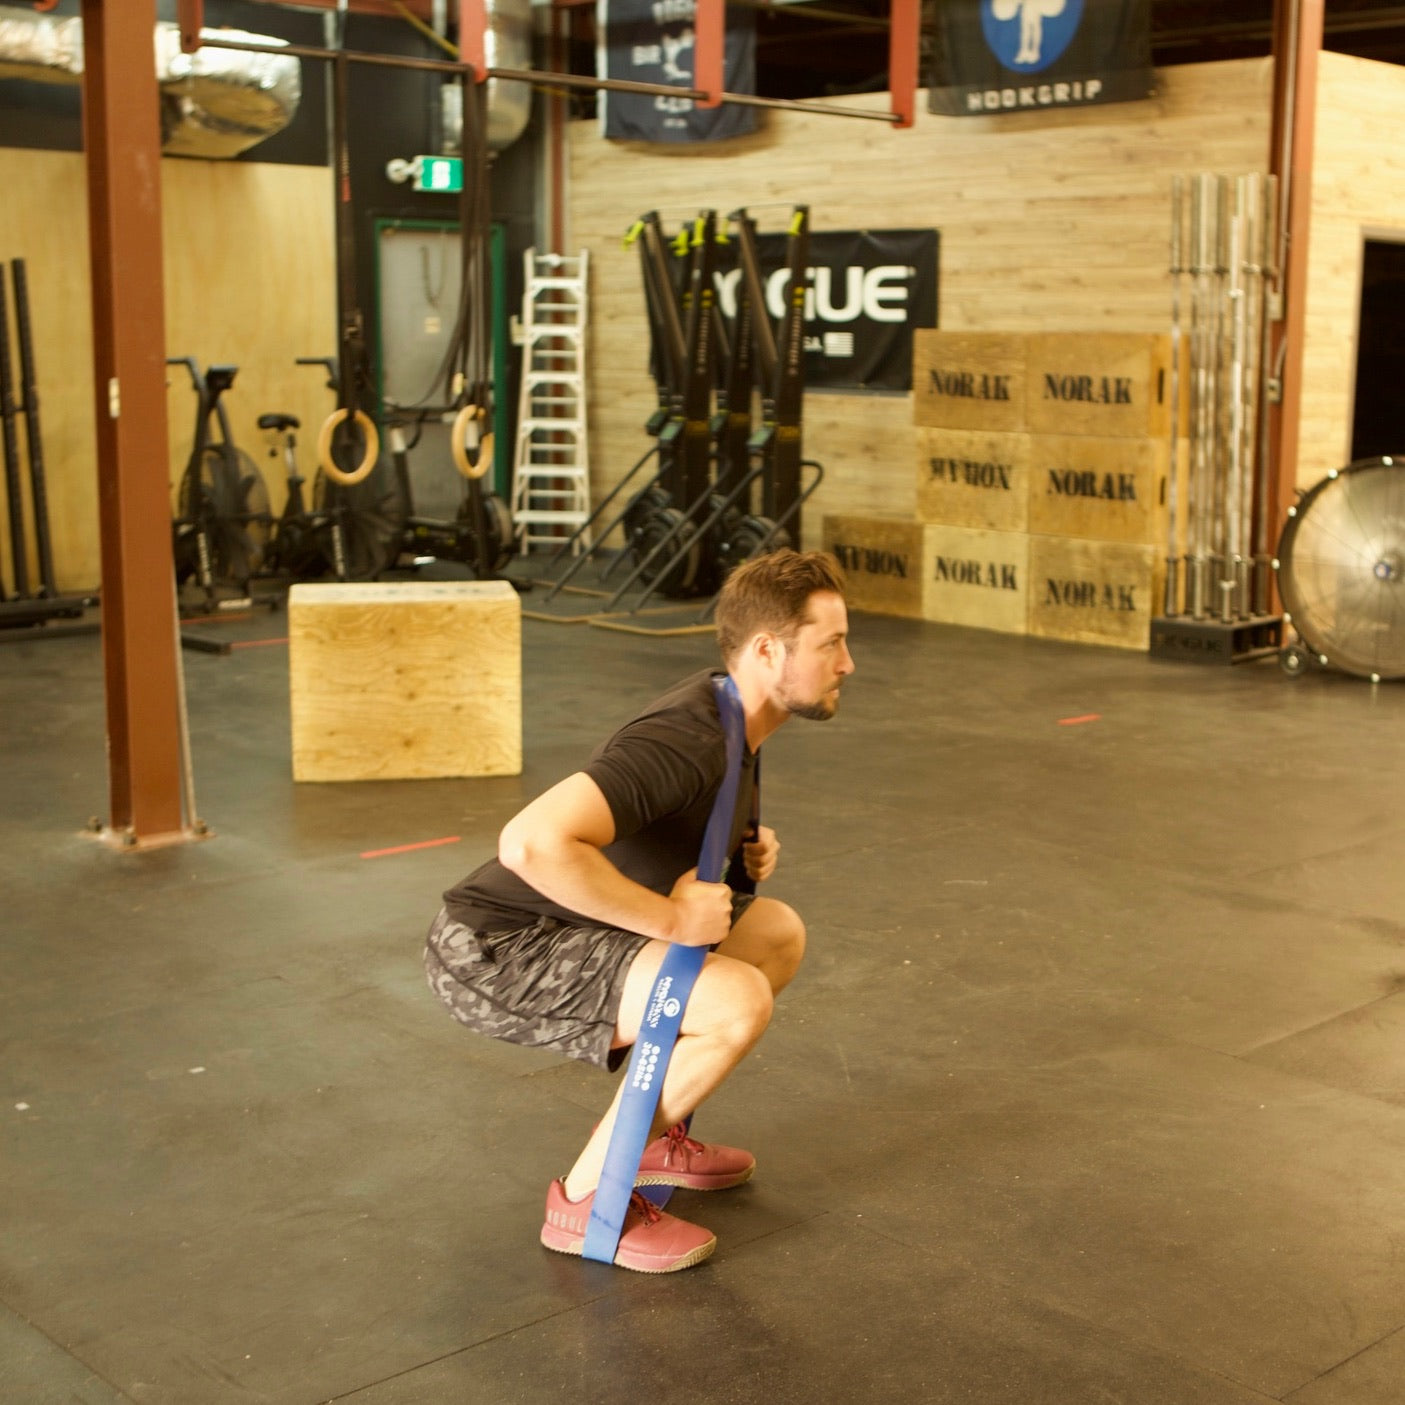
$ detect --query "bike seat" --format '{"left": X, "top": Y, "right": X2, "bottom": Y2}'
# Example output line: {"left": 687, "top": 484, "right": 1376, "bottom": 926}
{"left": 258, "top": 413, "right": 300, "bottom": 432}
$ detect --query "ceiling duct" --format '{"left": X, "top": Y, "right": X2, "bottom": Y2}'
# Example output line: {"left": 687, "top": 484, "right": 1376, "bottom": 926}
{"left": 0, "top": 6, "right": 300, "bottom": 159}
{"left": 441, "top": 0, "right": 533, "bottom": 153}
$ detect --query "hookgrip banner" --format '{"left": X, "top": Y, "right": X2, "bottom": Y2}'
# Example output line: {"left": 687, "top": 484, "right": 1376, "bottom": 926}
{"left": 598, "top": 0, "right": 757, "bottom": 143}
{"left": 717, "top": 229, "right": 939, "bottom": 392}
{"left": 928, "top": 0, "right": 1153, "bottom": 117}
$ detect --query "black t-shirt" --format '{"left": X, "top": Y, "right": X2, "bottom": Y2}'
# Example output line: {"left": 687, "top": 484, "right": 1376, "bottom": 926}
{"left": 442, "top": 669, "right": 758, "bottom": 933}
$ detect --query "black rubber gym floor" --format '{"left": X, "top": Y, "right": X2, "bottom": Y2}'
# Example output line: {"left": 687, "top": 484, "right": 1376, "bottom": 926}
{"left": 4, "top": 605, "right": 1405, "bottom": 1404}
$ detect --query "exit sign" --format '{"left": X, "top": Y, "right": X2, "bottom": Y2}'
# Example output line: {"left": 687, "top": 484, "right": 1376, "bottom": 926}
{"left": 414, "top": 156, "right": 462, "bottom": 193}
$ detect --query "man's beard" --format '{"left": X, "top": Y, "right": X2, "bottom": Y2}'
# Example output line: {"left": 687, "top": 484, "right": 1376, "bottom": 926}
{"left": 780, "top": 673, "right": 840, "bottom": 722}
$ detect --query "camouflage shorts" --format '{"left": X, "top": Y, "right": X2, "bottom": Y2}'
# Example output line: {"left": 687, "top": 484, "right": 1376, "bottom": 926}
{"left": 423, "top": 893, "right": 758, "bottom": 1072}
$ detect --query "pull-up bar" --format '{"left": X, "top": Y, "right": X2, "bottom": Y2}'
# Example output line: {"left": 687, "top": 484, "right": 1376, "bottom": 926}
{"left": 174, "top": 0, "right": 918, "bottom": 128}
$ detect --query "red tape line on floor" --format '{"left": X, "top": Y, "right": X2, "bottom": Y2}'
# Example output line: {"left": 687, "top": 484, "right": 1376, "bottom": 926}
{"left": 1058, "top": 714, "right": 1102, "bottom": 727}
{"left": 359, "top": 836, "right": 462, "bottom": 860}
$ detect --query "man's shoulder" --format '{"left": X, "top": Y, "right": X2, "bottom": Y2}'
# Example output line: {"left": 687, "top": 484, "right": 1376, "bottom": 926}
{"left": 587, "top": 670, "right": 725, "bottom": 768}
{"left": 632, "top": 669, "right": 725, "bottom": 727}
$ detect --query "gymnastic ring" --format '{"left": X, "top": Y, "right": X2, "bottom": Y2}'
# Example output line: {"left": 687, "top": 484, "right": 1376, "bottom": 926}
{"left": 317, "top": 408, "right": 379, "bottom": 486}
{"left": 451, "top": 403, "right": 494, "bottom": 481}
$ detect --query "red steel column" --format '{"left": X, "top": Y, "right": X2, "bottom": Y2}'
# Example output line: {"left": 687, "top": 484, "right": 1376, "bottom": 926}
{"left": 459, "top": 0, "right": 488, "bottom": 78}
{"left": 693, "top": 0, "right": 724, "bottom": 110}
{"left": 888, "top": 0, "right": 919, "bottom": 128}
{"left": 82, "top": 0, "right": 189, "bottom": 847}
{"left": 1264, "top": 0, "right": 1324, "bottom": 565}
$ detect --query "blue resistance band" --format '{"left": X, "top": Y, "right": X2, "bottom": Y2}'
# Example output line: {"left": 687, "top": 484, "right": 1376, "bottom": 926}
{"left": 582, "top": 673, "right": 750, "bottom": 1264}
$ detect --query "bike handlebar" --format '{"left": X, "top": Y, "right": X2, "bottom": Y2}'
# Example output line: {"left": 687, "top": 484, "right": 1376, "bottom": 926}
{"left": 295, "top": 356, "right": 339, "bottom": 392}
{"left": 166, "top": 356, "right": 201, "bottom": 388}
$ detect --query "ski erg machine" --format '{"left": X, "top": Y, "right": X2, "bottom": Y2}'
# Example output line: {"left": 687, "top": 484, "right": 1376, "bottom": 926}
{"left": 537, "top": 205, "right": 822, "bottom": 627}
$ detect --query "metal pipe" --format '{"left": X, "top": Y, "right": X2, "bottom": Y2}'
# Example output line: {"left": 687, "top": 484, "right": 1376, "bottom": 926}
{"left": 187, "top": 34, "right": 476, "bottom": 72}
{"left": 1165, "top": 175, "right": 1184, "bottom": 616}
{"left": 182, "top": 36, "right": 904, "bottom": 120}
{"left": 0, "top": 269, "right": 29, "bottom": 598}
{"left": 1188, "top": 173, "right": 1212, "bottom": 618}
{"left": 10, "top": 261, "right": 58, "bottom": 598}
{"left": 699, "top": 90, "right": 901, "bottom": 123}
{"left": 1252, "top": 172, "right": 1281, "bottom": 615}
{"left": 1223, "top": 205, "right": 1245, "bottom": 623}
{"left": 1237, "top": 174, "right": 1264, "bottom": 614}
{"left": 1209, "top": 174, "right": 1230, "bottom": 579}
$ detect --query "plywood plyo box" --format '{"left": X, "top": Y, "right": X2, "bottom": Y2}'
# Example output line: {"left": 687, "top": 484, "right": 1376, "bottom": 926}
{"left": 1026, "top": 434, "right": 1170, "bottom": 545}
{"left": 916, "top": 427, "right": 1031, "bottom": 532}
{"left": 288, "top": 581, "right": 522, "bottom": 782}
{"left": 922, "top": 524, "right": 1030, "bottom": 635}
{"left": 1026, "top": 537, "right": 1161, "bottom": 650}
{"left": 912, "top": 331, "right": 1027, "bottom": 432}
{"left": 822, "top": 515, "right": 926, "bottom": 617}
{"left": 1025, "top": 333, "right": 1174, "bottom": 439}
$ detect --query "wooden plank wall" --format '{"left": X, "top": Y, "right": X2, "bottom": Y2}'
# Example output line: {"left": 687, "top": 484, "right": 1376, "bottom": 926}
{"left": 1301, "top": 52, "right": 1405, "bottom": 485}
{"left": 0, "top": 149, "right": 334, "bottom": 592}
{"left": 568, "top": 60, "right": 1275, "bottom": 548}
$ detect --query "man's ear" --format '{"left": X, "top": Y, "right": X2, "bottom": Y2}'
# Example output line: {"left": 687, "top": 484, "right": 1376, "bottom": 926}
{"left": 750, "top": 629, "right": 784, "bottom": 669}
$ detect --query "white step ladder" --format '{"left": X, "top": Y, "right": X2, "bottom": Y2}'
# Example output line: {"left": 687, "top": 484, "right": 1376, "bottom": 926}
{"left": 511, "top": 249, "right": 591, "bottom": 554}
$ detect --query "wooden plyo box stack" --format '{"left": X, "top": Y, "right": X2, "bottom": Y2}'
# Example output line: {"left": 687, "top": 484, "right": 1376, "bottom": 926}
{"left": 827, "top": 330, "right": 1176, "bottom": 651}
{"left": 288, "top": 580, "right": 522, "bottom": 781}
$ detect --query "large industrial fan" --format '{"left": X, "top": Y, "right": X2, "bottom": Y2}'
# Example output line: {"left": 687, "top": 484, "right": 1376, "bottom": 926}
{"left": 1274, "top": 455, "right": 1405, "bottom": 681}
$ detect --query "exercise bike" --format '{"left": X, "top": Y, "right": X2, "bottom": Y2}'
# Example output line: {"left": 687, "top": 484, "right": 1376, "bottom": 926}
{"left": 168, "top": 357, "right": 274, "bottom": 613}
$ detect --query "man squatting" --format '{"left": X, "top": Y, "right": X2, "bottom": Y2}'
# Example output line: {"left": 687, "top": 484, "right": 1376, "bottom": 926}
{"left": 424, "top": 549, "right": 854, "bottom": 1272}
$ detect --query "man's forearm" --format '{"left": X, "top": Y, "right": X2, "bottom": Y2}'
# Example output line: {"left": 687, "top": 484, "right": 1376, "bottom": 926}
{"left": 504, "top": 836, "right": 678, "bottom": 941}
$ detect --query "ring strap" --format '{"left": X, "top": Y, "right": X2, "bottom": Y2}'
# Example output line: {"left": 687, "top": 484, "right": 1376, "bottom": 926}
{"left": 582, "top": 673, "right": 750, "bottom": 1264}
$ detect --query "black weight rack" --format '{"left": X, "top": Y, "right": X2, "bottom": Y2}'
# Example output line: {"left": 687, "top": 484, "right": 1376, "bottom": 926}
{"left": 0, "top": 258, "right": 96, "bottom": 642}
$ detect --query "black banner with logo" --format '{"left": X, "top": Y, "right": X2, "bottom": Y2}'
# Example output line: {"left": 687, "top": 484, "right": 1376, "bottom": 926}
{"left": 928, "top": 0, "right": 1152, "bottom": 117}
{"left": 598, "top": 0, "right": 757, "bottom": 143}
{"left": 712, "top": 229, "right": 938, "bottom": 392}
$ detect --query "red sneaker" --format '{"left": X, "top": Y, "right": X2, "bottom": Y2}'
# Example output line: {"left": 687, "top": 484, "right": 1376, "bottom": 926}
{"left": 540, "top": 1179, "right": 716, "bottom": 1273}
{"left": 636, "top": 1123, "right": 755, "bottom": 1191}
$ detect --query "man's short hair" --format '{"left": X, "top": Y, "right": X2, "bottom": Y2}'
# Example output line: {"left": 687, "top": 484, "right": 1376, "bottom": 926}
{"left": 714, "top": 549, "right": 847, "bottom": 665}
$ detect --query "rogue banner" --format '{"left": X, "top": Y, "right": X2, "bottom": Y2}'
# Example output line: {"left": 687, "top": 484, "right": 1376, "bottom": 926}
{"left": 715, "top": 229, "right": 939, "bottom": 392}
{"left": 598, "top": 0, "right": 758, "bottom": 143}
{"left": 928, "top": 0, "right": 1153, "bottom": 117}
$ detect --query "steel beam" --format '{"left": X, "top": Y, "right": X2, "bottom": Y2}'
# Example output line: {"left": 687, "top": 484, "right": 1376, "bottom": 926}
{"left": 81, "top": 0, "right": 189, "bottom": 849}
{"left": 888, "top": 0, "right": 918, "bottom": 128}
{"left": 1263, "top": 0, "right": 1323, "bottom": 595}
{"left": 693, "top": 0, "right": 725, "bottom": 110}
{"left": 458, "top": 0, "right": 487, "bottom": 80}
{"left": 245, "top": 0, "right": 436, "bottom": 16}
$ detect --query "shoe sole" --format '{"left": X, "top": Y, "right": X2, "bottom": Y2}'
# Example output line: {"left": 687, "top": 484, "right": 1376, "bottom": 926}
{"left": 635, "top": 1164, "right": 755, "bottom": 1192}
{"left": 540, "top": 1230, "right": 716, "bottom": 1274}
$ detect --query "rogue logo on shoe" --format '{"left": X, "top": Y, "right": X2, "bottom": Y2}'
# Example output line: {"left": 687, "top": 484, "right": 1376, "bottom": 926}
{"left": 547, "top": 1207, "right": 587, "bottom": 1235}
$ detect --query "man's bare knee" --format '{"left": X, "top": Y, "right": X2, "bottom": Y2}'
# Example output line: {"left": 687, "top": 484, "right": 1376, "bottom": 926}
{"left": 777, "top": 905, "right": 806, "bottom": 976}
{"left": 715, "top": 897, "right": 807, "bottom": 994}
{"left": 691, "top": 957, "right": 774, "bottom": 1047}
